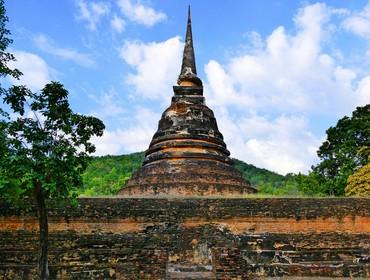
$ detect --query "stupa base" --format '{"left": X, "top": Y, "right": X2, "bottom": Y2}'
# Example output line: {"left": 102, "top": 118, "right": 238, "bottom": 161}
{"left": 119, "top": 159, "right": 257, "bottom": 196}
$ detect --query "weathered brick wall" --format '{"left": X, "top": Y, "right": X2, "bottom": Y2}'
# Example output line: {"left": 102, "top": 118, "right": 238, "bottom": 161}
{"left": 0, "top": 198, "right": 369, "bottom": 279}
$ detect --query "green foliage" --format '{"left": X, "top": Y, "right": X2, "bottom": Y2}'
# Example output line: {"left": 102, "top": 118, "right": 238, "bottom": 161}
{"left": 80, "top": 153, "right": 331, "bottom": 197}
{"left": 80, "top": 152, "right": 144, "bottom": 195}
{"left": 81, "top": 154, "right": 299, "bottom": 196}
{"left": 257, "top": 173, "right": 326, "bottom": 197}
{"left": 0, "top": 4, "right": 105, "bottom": 278}
{"left": 258, "top": 175, "right": 297, "bottom": 196}
{"left": 79, "top": 152, "right": 342, "bottom": 197}
{"left": 234, "top": 159, "right": 305, "bottom": 196}
{"left": 312, "top": 104, "right": 370, "bottom": 196}
{"left": 233, "top": 159, "right": 285, "bottom": 188}
{"left": 0, "top": 0, "right": 21, "bottom": 81}
{"left": 0, "top": 0, "right": 20, "bottom": 124}
{"left": 345, "top": 160, "right": 370, "bottom": 196}
{"left": 0, "top": 82, "right": 105, "bottom": 202}
{"left": 293, "top": 173, "right": 322, "bottom": 196}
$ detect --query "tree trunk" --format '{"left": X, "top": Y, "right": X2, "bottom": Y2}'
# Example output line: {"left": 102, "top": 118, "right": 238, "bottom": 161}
{"left": 35, "top": 183, "right": 49, "bottom": 280}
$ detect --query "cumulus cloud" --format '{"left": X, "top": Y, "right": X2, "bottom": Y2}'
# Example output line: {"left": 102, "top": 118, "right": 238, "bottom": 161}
{"left": 92, "top": 107, "right": 159, "bottom": 155}
{"left": 34, "top": 34, "right": 95, "bottom": 67}
{"left": 111, "top": 14, "right": 126, "bottom": 33}
{"left": 356, "top": 75, "right": 370, "bottom": 104}
{"left": 120, "top": 36, "right": 183, "bottom": 100}
{"left": 204, "top": 60, "right": 256, "bottom": 108}
{"left": 202, "top": 3, "right": 369, "bottom": 174}
{"left": 343, "top": 1, "right": 370, "bottom": 38}
{"left": 8, "top": 51, "right": 53, "bottom": 91}
{"left": 206, "top": 3, "right": 352, "bottom": 113}
{"left": 88, "top": 90, "right": 125, "bottom": 119}
{"left": 75, "top": 0, "right": 110, "bottom": 30}
{"left": 215, "top": 110, "right": 321, "bottom": 175}
{"left": 116, "top": 0, "right": 166, "bottom": 27}
{"left": 75, "top": 0, "right": 165, "bottom": 32}
{"left": 91, "top": 2, "right": 370, "bottom": 174}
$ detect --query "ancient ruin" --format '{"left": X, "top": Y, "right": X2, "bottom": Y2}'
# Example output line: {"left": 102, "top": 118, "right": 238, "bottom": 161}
{"left": 1, "top": 7, "right": 369, "bottom": 280}
{"left": 119, "top": 7, "right": 255, "bottom": 196}
{"left": 1, "top": 198, "right": 370, "bottom": 278}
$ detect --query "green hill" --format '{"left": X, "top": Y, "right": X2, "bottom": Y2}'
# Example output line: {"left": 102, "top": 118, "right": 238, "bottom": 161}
{"left": 233, "top": 159, "right": 285, "bottom": 188}
{"left": 80, "top": 152, "right": 288, "bottom": 196}
{"left": 81, "top": 152, "right": 145, "bottom": 196}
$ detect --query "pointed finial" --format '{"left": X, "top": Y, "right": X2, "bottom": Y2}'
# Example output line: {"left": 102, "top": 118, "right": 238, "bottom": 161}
{"left": 178, "top": 5, "right": 202, "bottom": 87}
{"left": 187, "top": 5, "right": 191, "bottom": 23}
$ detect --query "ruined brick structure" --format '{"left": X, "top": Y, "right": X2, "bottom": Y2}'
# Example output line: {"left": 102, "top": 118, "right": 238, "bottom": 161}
{"left": 119, "top": 7, "right": 255, "bottom": 196}
{"left": 0, "top": 198, "right": 369, "bottom": 279}
{"left": 1, "top": 8, "right": 369, "bottom": 280}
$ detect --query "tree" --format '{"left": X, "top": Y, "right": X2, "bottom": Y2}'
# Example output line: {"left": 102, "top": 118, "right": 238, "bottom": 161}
{"left": 0, "top": 82, "right": 105, "bottom": 279}
{"left": 312, "top": 105, "right": 370, "bottom": 195}
{"left": 294, "top": 172, "right": 324, "bottom": 196}
{"left": 0, "top": 3, "right": 105, "bottom": 278}
{"left": 345, "top": 159, "right": 370, "bottom": 196}
{"left": 0, "top": 0, "right": 21, "bottom": 81}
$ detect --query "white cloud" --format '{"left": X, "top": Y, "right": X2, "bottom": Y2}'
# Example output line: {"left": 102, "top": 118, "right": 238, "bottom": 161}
{"left": 91, "top": 2, "right": 370, "bottom": 174}
{"left": 116, "top": 0, "right": 166, "bottom": 27}
{"left": 205, "top": 3, "right": 345, "bottom": 113}
{"left": 120, "top": 36, "right": 183, "bottom": 100}
{"left": 75, "top": 0, "right": 110, "bottom": 31}
{"left": 92, "top": 107, "right": 159, "bottom": 155}
{"left": 204, "top": 60, "right": 255, "bottom": 108}
{"left": 88, "top": 90, "right": 125, "bottom": 119}
{"left": 34, "top": 34, "right": 95, "bottom": 67}
{"left": 202, "top": 3, "right": 369, "bottom": 173}
{"left": 111, "top": 14, "right": 126, "bottom": 33}
{"left": 343, "top": 2, "right": 370, "bottom": 38}
{"left": 215, "top": 110, "right": 321, "bottom": 175}
{"left": 356, "top": 75, "right": 370, "bottom": 104}
{"left": 8, "top": 51, "right": 53, "bottom": 91}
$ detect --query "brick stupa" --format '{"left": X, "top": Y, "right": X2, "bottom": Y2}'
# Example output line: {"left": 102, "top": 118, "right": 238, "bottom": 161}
{"left": 119, "top": 8, "right": 256, "bottom": 196}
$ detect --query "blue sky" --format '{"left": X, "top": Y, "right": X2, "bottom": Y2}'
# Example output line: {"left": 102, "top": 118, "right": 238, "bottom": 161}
{"left": 5, "top": 0, "right": 370, "bottom": 174}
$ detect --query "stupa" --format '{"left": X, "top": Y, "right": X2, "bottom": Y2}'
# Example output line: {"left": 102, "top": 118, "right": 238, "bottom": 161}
{"left": 119, "top": 7, "right": 256, "bottom": 196}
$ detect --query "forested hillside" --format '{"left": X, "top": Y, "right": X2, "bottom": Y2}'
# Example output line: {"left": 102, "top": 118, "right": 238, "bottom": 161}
{"left": 233, "top": 159, "right": 285, "bottom": 188}
{"left": 81, "top": 152, "right": 144, "bottom": 195}
{"left": 81, "top": 152, "right": 287, "bottom": 195}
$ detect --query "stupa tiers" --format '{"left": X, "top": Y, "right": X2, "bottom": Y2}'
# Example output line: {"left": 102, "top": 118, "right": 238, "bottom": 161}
{"left": 119, "top": 8, "right": 256, "bottom": 196}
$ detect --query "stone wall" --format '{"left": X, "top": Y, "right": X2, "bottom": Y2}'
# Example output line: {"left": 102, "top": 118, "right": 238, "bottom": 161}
{"left": 0, "top": 198, "right": 369, "bottom": 279}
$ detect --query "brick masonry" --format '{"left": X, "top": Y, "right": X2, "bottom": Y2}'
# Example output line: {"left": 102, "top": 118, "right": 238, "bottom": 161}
{"left": 0, "top": 197, "right": 369, "bottom": 279}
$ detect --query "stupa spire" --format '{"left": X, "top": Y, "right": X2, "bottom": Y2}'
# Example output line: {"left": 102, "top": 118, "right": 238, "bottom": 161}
{"left": 119, "top": 6, "right": 256, "bottom": 197}
{"left": 178, "top": 6, "right": 202, "bottom": 87}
